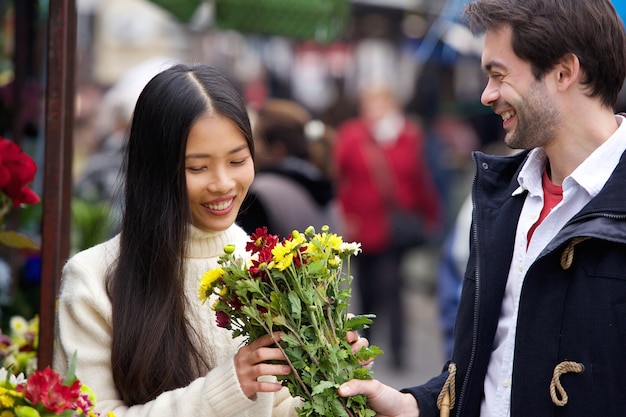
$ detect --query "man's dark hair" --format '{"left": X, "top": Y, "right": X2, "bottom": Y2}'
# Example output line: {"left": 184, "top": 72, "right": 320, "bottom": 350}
{"left": 464, "top": 0, "right": 626, "bottom": 108}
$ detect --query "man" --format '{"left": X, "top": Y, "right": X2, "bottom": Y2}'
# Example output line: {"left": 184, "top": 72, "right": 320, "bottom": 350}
{"left": 339, "top": 0, "right": 626, "bottom": 416}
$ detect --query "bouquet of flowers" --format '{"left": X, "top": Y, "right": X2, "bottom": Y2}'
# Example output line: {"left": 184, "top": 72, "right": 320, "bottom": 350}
{"left": 199, "top": 225, "right": 382, "bottom": 417}
{"left": 0, "top": 358, "right": 113, "bottom": 417}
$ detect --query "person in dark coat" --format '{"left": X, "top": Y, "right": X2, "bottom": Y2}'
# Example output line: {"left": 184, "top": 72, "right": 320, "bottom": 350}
{"left": 337, "top": 1, "right": 626, "bottom": 416}
{"left": 236, "top": 99, "right": 341, "bottom": 238}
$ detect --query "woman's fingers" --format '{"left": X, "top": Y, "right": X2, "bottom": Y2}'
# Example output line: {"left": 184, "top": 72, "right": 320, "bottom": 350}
{"left": 234, "top": 332, "right": 291, "bottom": 398}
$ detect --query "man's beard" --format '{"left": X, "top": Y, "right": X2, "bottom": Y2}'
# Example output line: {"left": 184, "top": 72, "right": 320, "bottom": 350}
{"left": 505, "top": 80, "right": 561, "bottom": 150}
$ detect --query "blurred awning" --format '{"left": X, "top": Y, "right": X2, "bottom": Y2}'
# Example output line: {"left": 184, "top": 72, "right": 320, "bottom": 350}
{"left": 147, "top": 0, "right": 351, "bottom": 43}
{"left": 211, "top": 0, "right": 351, "bottom": 43}
{"left": 148, "top": 0, "right": 203, "bottom": 22}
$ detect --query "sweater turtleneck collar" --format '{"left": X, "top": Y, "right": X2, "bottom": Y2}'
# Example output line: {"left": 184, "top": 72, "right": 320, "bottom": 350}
{"left": 186, "top": 223, "right": 247, "bottom": 259}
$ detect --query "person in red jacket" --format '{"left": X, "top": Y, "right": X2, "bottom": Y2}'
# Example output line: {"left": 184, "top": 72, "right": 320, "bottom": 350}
{"left": 333, "top": 83, "right": 442, "bottom": 368}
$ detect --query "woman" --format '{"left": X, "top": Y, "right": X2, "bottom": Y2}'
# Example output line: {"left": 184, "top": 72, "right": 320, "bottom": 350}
{"left": 53, "top": 64, "right": 316, "bottom": 416}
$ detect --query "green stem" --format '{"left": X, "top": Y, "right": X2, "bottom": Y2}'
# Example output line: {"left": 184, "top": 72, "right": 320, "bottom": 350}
{"left": 259, "top": 320, "right": 312, "bottom": 399}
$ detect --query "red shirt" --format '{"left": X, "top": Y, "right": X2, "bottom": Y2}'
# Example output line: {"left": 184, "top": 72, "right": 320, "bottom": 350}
{"left": 527, "top": 167, "right": 563, "bottom": 245}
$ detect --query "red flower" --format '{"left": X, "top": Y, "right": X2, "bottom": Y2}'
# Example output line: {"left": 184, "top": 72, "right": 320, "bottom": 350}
{"left": 246, "top": 227, "right": 279, "bottom": 254}
{"left": 293, "top": 246, "right": 308, "bottom": 268}
{"left": 248, "top": 248, "right": 274, "bottom": 280}
{"left": 226, "top": 292, "right": 243, "bottom": 310}
{"left": 0, "top": 136, "right": 40, "bottom": 207}
{"left": 215, "top": 310, "right": 231, "bottom": 328}
{"left": 17, "top": 367, "right": 81, "bottom": 413}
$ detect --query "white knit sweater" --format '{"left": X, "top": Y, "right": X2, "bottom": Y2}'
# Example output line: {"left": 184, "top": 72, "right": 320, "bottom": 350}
{"left": 53, "top": 223, "right": 299, "bottom": 417}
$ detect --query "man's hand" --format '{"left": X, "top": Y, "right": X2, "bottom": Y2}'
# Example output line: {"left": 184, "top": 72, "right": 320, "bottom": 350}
{"left": 338, "top": 379, "right": 420, "bottom": 417}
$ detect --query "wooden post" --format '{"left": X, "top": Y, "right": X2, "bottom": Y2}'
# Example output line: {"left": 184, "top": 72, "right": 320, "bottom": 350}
{"left": 38, "top": 0, "right": 76, "bottom": 370}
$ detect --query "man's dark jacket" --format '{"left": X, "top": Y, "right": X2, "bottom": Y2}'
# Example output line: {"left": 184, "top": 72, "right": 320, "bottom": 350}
{"left": 404, "top": 149, "right": 626, "bottom": 417}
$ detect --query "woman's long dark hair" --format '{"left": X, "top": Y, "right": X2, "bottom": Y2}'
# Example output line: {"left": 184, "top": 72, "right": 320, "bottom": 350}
{"left": 107, "top": 63, "right": 254, "bottom": 405}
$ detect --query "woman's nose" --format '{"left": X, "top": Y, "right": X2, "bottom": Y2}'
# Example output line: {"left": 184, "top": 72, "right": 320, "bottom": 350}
{"left": 206, "top": 167, "right": 234, "bottom": 192}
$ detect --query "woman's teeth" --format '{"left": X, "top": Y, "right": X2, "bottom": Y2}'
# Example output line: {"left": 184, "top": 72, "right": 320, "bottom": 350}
{"left": 203, "top": 200, "right": 232, "bottom": 211}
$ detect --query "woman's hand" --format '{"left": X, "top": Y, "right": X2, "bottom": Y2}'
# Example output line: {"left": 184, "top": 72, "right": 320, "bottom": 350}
{"left": 346, "top": 312, "right": 374, "bottom": 366}
{"left": 346, "top": 329, "right": 375, "bottom": 366}
{"left": 233, "top": 332, "right": 291, "bottom": 399}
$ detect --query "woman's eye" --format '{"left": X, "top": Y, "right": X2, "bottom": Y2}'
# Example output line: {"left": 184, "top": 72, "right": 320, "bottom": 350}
{"left": 187, "top": 166, "right": 205, "bottom": 173}
{"left": 231, "top": 155, "right": 251, "bottom": 166}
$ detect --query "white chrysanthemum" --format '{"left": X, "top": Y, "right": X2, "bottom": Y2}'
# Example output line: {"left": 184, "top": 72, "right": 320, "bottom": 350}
{"left": 0, "top": 367, "right": 24, "bottom": 387}
{"left": 339, "top": 242, "right": 362, "bottom": 256}
{"left": 9, "top": 315, "right": 29, "bottom": 335}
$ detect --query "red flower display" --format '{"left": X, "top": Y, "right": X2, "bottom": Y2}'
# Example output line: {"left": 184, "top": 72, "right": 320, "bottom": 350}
{"left": 0, "top": 136, "right": 40, "bottom": 207}
{"left": 18, "top": 367, "right": 84, "bottom": 413}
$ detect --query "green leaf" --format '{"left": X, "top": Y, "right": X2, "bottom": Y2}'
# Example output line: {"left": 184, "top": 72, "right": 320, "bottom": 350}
{"left": 345, "top": 314, "right": 376, "bottom": 331}
{"left": 272, "top": 314, "right": 288, "bottom": 326}
{"left": 63, "top": 351, "right": 78, "bottom": 385}
{"left": 280, "top": 332, "right": 300, "bottom": 347}
{"left": 307, "top": 259, "right": 326, "bottom": 275}
{"left": 288, "top": 291, "right": 302, "bottom": 320}
{"left": 0, "top": 230, "right": 39, "bottom": 249}
{"left": 14, "top": 406, "right": 40, "bottom": 417}
{"left": 311, "top": 379, "right": 337, "bottom": 395}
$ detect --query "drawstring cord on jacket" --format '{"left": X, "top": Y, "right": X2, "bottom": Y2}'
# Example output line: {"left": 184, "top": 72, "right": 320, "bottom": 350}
{"left": 560, "top": 237, "right": 590, "bottom": 270}
{"left": 436, "top": 360, "right": 584, "bottom": 412}
{"left": 437, "top": 362, "right": 456, "bottom": 417}
{"left": 554, "top": 237, "right": 586, "bottom": 406}
{"left": 550, "top": 361, "right": 585, "bottom": 406}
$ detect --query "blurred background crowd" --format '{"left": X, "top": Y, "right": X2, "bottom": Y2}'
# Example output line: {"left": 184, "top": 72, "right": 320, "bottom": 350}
{"left": 2, "top": 0, "right": 626, "bottom": 389}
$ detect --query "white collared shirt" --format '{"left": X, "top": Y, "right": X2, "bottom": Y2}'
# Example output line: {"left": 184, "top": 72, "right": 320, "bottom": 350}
{"left": 481, "top": 115, "right": 626, "bottom": 417}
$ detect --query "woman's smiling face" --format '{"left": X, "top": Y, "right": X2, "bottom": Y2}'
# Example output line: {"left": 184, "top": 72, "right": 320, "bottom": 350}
{"left": 185, "top": 113, "right": 254, "bottom": 232}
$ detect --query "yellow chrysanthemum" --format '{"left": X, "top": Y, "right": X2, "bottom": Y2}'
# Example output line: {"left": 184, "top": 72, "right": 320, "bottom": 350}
{"left": 0, "top": 410, "right": 15, "bottom": 417}
{"left": 291, "top": 231, "right": 307, "bottom": 246}
{"left": 328, "top": 257, "right": 341, "bottom": 269}
{"left": 198, "top": 267, "right": 224, "bottom": 303}
{"left": 272, "top": 245, "right": 295, "bottom": 271}
{"left": 325, "top": 233, "right": 343, "bottom": 250}
{"left": 307, "top": 233, "right": 342, "bottom": 258}
{"left": 272, "top": 235, "right": 304, "bottom": 271}
{"left": 26, "top": 316, "right": 38, "bottom": 334}
{"left": 0, "top": 391, "right": 15, "bottom": 408}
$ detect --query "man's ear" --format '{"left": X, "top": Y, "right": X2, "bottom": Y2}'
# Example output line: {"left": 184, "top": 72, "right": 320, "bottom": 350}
{"left": 554, "top": 53, "right": 581, "bottom": 91}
